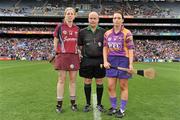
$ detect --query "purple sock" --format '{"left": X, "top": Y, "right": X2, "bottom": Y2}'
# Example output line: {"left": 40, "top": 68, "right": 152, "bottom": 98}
{"left": 120, "top": 99, "right": 127, "bottom": 111}
{"left": 110, "top": 97, "right": 117, "bottom": 109}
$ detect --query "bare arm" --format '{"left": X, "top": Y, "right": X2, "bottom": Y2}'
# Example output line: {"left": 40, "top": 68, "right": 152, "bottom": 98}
{"left": 126, "top": 30, "right": 134, "bottom": 71}
{"left": 103, "top": 46, "right": 111, "bottom": 68}
{"left": 128, "top": 49, "right": 134, "bottom": 70}
{"left": 78, "top": 46, "right": 83, "bottom": 58}
{"left": 53, "top": 37, "right": 59, "bottom": 52}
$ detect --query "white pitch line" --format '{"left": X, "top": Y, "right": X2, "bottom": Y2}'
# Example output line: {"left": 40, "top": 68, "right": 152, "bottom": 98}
{"left": 93, "top": 94, "right": 101, "bottom": 120}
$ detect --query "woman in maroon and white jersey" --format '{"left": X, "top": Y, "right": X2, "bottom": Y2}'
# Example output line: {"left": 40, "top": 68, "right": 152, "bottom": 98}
{"left": 53, "top": 7, "right": 80, "bottom": 113}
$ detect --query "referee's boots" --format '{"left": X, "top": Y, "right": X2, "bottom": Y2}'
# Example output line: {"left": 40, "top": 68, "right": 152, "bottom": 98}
{"left": 83, "top": 104, "right": 91, "bottom": 112}
{"left": 96, "top": 104, "right": 106, "bottom": 112}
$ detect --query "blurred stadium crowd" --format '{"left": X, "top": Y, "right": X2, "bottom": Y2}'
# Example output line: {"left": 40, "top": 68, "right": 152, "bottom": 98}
{"left": 1, "top": 26, "right": 180, "bottom": 35}
{"left": 0, "top": 26, "right": 54, "bottom": 32}
{"left": 0, "top": 0, "right": 180, "bottom": 18}
{"left": 0, "top": 0, "right": 180, "bottom": 62}
{"left": 0, "top": 38, "right": 179, "bottom": 62}
{"left": 0, "top": 38, "right": 53, "bottom": 61}
{"left": 134, "top": 40, "right": 180, "bottom": 62}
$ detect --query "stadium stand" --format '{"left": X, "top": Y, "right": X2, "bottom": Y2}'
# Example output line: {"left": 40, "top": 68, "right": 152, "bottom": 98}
{"left": 0, "top": 0, "right": 180, "bottom": 62}
{"left": 1, "top": 0, "right": 180, "bottom": 17}
{"left": 0, "top": 38, "right": 53, "bottom": 61}
{"left": 134, "top": 40, "right": 180, "bottom": 62}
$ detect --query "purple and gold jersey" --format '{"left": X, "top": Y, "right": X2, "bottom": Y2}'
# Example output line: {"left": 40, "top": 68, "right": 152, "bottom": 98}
{"left": 104, "top": 26, "right": 134, "bottom": 57}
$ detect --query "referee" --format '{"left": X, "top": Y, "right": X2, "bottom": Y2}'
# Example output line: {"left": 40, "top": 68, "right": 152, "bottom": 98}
{"left": 78, "top": 12, "right": 106, "bottom": 112}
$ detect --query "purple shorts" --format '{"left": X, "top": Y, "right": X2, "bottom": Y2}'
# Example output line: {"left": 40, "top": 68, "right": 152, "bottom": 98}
{"left": 106, "top": 56, "right": 132, "bottom": 79}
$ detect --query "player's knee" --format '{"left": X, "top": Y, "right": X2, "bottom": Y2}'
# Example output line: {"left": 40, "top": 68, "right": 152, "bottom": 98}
{"left": 108, "top": 85, "right": 115, "bottom": 92}
{"left": 58, "top": 75, "right": 66, "bottom": 81}
{"left": 58, "top": 79, "right": 65, "bottom": 84}
{"left": 70, "top": 79, "right": 76, "bottom": 84}
{"left": 120, "top": 81, "right": 128, "bottom": 90}
{"left": 120, "top": 84, "right": 128, "bottom": 91}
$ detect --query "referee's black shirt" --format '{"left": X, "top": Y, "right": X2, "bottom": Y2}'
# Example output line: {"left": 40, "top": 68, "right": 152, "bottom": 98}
{"left": 78, "top": 26, "right": 106, "bottom": 66}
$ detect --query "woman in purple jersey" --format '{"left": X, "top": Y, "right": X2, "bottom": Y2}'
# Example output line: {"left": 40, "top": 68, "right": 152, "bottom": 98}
{"left": 103, "top": 12, "right": 134, "bottom": 118}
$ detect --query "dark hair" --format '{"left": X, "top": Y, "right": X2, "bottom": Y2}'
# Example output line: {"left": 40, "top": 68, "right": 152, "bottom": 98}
{"left": 113, "top": 12, "right": 124, "bottom": 20}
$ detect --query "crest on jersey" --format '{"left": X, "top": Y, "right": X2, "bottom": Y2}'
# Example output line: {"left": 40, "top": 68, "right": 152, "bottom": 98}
{"left": 108, "top": 37, "right": 112, "bottom": 41}
{"left": 63, "top": 30, "right": 67, "bottom": 35}
{"left": 114, "top": 36, "right": 118, "bottom": 41}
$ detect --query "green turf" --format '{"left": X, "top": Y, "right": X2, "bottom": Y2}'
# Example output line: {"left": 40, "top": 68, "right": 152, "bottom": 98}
{"left": 0, "top": 61, "right": 180, "bottom": 120}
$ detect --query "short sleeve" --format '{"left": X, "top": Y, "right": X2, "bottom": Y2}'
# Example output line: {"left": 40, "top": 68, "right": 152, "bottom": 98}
{"left": 126, "top": 31, "right": 134, "bottom": 49}
{"left": 53, "top": 24, "right": 60, "bottom": 38}
{"left": 103, "top": 32, "right": 108, "bottom": 47}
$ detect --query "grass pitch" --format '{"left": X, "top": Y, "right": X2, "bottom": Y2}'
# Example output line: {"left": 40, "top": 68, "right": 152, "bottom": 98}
{"left": 0, "top": 61, "right": 180, "bottom": 120}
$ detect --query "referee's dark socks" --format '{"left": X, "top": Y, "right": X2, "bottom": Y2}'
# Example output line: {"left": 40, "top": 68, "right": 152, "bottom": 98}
{"left": 84, "top": 84, "right": 91, "bottom": 105}
{"left": 96, "top": 84, "right": 103, "bottom": 105}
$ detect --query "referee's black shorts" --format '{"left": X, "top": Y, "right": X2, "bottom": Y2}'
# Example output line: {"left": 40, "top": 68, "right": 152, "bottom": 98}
{"left": 79, "top": 65, "right": 105, "bottom": 79}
